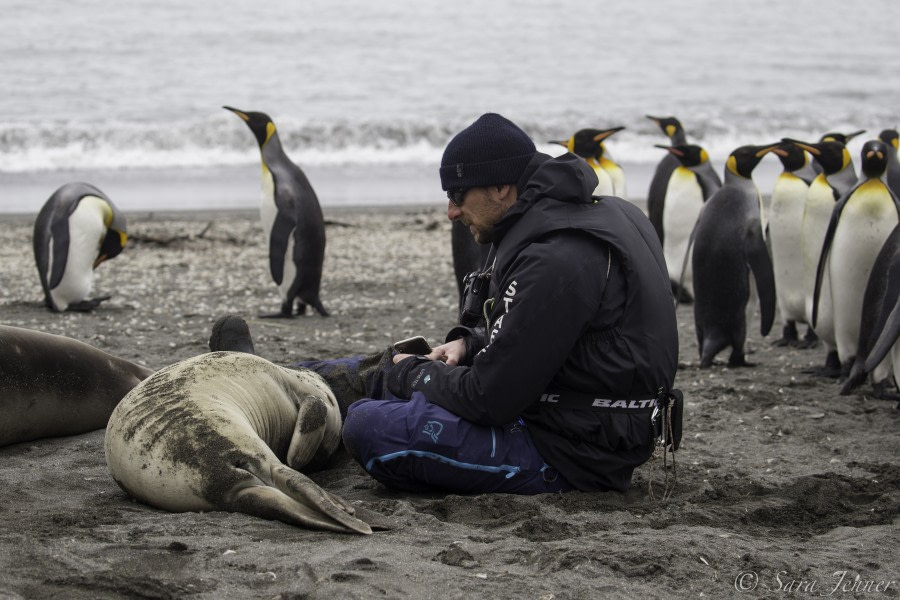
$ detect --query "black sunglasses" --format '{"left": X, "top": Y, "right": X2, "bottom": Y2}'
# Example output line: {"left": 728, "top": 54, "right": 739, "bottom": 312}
{"left": 446, "top": 188, "right": 470, "bottom": 207}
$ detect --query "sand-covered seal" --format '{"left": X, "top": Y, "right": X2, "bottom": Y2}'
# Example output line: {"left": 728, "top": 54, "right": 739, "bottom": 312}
{"left": 104, "top": 351, "right": 372, "bottom": 534}
{"left": 0, "top": 324, "right": 153, "bottom": 447}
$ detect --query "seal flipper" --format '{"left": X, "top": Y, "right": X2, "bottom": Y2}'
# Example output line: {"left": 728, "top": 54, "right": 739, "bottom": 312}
{"left": 230, "top": 466, "right": 372, "bottom": 534}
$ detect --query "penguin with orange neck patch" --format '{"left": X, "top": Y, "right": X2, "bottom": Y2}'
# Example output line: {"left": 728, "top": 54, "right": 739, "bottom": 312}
{"left": 691, "top": 144, "right": 779, "bottom": 368}
{"left": 225, "top": 106, "right": 329, "bottom": 318}
{"left": 550, "top": 126, "right": 626, "bottom": 197}
{"left": 33, "top": 182, "right": 127, "bottom": 312}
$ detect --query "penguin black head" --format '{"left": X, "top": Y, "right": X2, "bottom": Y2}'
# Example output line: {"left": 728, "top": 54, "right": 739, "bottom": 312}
{"left": 95, "top": 204, "right": 127, "bottom": 268}
{"left": 549, "top": 127, "right": 624, "bottom": 159}
{"left": 224, "top": 106, "right": 275, "bottom": 148}
{"left": 879, "top": 129, "right": 899, "bottom": 151}
{"left": 769, "top": 141, "right": 811, "bottom": 172}
{"left": 860, "top": 139, "right": 889, "bottom": 179}
{"left": 782, "top": 138, "right": 851, "bottom": 175}
{"left": 819, "top": 130, "right": 865, "bottom": 144}
{"left": 646, "top": 115, "right": 684, "bottom": 142}
{"left": 654, "top": 144, "right": 710, "bottom": 168}
{"left": 725, "top": 143, "right": 780, "bottom": 178}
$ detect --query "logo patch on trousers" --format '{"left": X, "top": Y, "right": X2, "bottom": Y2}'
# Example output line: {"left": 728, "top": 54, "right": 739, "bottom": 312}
{"left": 423, "top": 421, "right": 444, "bottom": 443}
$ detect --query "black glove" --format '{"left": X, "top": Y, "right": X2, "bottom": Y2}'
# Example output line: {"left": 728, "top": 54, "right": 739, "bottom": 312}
{"left": 387, "top": 355, "right": 431, "bottom": 400}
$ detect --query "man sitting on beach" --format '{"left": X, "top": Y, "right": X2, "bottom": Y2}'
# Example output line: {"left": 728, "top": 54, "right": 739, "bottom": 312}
{"left": 231, "top": 113, "right": 680, "bottom": 494}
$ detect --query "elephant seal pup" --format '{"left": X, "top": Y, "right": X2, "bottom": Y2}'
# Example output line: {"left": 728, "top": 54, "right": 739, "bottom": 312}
{"left": 0, "top": 324, "right": 153, "bottom": 448}
{"left": 104, "top": 351, "right": 372, "bottom": 534}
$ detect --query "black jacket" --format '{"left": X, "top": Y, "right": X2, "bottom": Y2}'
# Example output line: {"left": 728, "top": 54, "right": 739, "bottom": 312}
{"left": 395, "top": 152, "right": 679, "bottom": 491}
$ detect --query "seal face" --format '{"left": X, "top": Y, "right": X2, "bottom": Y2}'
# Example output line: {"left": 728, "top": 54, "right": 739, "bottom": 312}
{"left": 0, "top": 325, "right": 152, "bottom": 447}
{"left": 104, "top": 352, "right": 371, "bottom": 534}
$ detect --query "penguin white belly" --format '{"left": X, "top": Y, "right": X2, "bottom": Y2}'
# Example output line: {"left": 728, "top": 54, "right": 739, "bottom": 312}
{"left": 768, "top": 175, "right": 809, "bottom": 323}
{"left": 590, "top": 164, "right": 615, "bottom": 196}
{"left": 800, "top": 182, "right": 836, "bottom": 344}
{"left": 48, "top": 196, "right": 107, "bottom": 311}
{"left": 599, "top": 157, "right": 627, "bottom": 198}
{"left": 259, "top": 169, "right": 297, "bottom": 303}
{"left": 829, "top": 186, "right": 899, "bottom": 362}
{"left": 661, "top": 168, "right": 703, "bottom": 294}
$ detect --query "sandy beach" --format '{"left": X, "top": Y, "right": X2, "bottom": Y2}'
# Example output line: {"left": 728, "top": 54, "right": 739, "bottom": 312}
{"left": 0, "top": 203, "right": 898, "bottom": 600}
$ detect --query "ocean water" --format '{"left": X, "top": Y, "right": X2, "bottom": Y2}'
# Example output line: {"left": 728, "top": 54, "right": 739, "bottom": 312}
{"left": 1, "top": 0, "right": 899, "bottom": 212}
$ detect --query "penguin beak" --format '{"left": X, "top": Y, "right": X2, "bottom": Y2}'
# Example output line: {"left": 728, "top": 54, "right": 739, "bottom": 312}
{"left": 845, "top": 129, "right": 866, "bottom": 141}
{"left": 654, "top": 144, "right": 683, "bottom": 157}
{"left": 548, "top": 140, "right": 567, "bottom": 147}
{"left": 223, "top": 106, "right": 250, "bottom": 122}
{"left": 93, "top": 254, "right": 107, "bottom": 269}
{"left": 754, "top": 143, "right": 781, "bottom": 158}
{"left": 593, "top": 127, "right": 625, "bottom": 142}
{"left": 783, "top": 138, "right": 820, "bottom": 156}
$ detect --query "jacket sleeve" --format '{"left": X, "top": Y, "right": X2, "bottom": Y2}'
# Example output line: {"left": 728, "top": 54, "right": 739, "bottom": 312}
{"left": 397, "top": 233, "right": 609, "bottom": 425}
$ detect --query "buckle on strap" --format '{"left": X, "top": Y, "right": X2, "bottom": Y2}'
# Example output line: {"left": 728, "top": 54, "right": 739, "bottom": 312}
{"left": 651, "top": 389, "right": 683, "bottom": 452}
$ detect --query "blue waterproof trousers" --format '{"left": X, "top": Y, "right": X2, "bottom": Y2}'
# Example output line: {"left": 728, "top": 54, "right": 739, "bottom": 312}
{"left": 295, "top": 352, "right": 575, "bottom": 495}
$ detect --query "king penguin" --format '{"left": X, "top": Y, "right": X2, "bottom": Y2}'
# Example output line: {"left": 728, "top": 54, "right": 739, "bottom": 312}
{"left": 691, "top": 144, "right": 779, "bottom": 368}
{"left": 33, "top": 182, "right": 127, "bottom": 312}
{"left": 767, "top": 141, "right": 818, "bottom": 347}
{"left": 878, "top": 128, "right": 900, "bottom": 198}
{"left": 782, "top": 137, "right": 858, "bottom": 376}
{"left": 811, "top": 139, "right": 900, "bottom": 377}
{"left": 225, "top": 106, "right": 329, "bottom": 317}
{"left": 549, "top": 127, "right": 626, "bottom": 197}
{"left": 653, "top": 143, "right": 721, "bottom": 303}
{"left": 842, "top": 224, "right": 900, "bottom": 396}
{"left": 646, "top": 116, "right": 715, "bottom": 246}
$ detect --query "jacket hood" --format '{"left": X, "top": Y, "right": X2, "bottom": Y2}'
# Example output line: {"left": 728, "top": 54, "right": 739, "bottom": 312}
{"left": 493, "top": 152, "right": 600, "bottom": 242}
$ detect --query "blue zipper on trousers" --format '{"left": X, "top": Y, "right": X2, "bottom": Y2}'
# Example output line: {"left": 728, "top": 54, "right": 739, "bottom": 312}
{"left": 366, "top": 450, "right": 521, "bottom": 479}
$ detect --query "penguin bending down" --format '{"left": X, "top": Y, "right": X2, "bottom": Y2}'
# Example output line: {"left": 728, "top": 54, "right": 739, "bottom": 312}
{"left": 812, "top": 140, "right": 900, "bottom": 377}
{"left": 33, "top": 182, "right": 127, "bottom": 312}
{"left": 653, "top": 144, "right": 721, "bottom": 303}
{"left": 767, "top": 142, "right": 818, "bottom": 347}
{"left": 842, "top": 224, "right": 900, "bottom": 396}
{"left": 783, "top": 137, "right": 859, "bottom": 377}
{"left": 225, "top": 106, "right": 329, "bottom": 318}
{"left": 691, "top": 144, "right": 778, "bottom": 368}
{"left": 879, "top": 129, "right": 900, "bottom": 198}
{"left": 549, "top": 126, "right": 626, "bottom": 197}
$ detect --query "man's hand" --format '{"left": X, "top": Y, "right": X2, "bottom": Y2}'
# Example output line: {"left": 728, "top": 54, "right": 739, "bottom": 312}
{"left": 391, "top": 338, "right": 466, "bottom": 366}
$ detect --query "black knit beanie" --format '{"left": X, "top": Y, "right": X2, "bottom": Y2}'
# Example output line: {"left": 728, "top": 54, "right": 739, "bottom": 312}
{"left": 439, "top": 113, "right": 537, "bottom": 191}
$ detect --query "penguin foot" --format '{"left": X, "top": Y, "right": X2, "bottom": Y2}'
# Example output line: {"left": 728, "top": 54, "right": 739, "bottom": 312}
{"left": 259, "top": 307, "right": 295, "bottom": 319}
{"left": 871, "top": 378, "right": 900, "bottom": 402}
{"left": 66, "top": 295, "right": 112, "bottom": 312}
{"left": 795, "top": 329, "right": 819, "bottom": 350}
{"left": 772, "top": 323, "right": 799, "bottom": 347}
{"left": 801, "top": 364, "right": 842, "bottom": 378}
{"left": 209, "top": 316, "right": 256, "bottom": 354}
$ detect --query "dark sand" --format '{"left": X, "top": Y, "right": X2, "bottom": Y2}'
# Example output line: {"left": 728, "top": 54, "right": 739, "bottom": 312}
{"left": 0, "top": 206, "right": 898, "bottom": 599}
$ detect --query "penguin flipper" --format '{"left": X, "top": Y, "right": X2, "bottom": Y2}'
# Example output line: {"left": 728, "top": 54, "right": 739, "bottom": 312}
{"left": 746, "top": 226, "right": 776, "bottom": 337}
{"left": 811, "top": 199, "right": 846, "bottom": 328}
{"left": 269, "top": 212, "right": 296, "bottom": 286}
{"left": 863, "top": 248, "right": 900, "bottom": 373}
{"left": 48, "top": 211, "right": 72, "bottom": 291}
{"left": 864, "top": 297, "right": 900, "bottom": 374}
